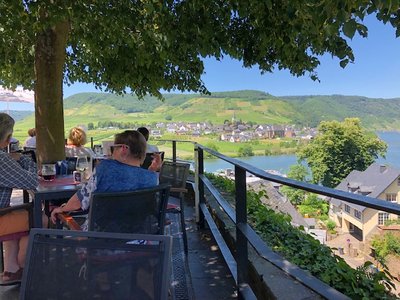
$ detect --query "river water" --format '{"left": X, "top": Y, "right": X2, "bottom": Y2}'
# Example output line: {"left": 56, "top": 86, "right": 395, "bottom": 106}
{"left": 204, "top": 131, "right": 400, "bottom": 173}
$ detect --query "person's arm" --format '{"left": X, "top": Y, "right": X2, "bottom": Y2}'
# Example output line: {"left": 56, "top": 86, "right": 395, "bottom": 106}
{"left": 0, "top": 152, "right": 38, "bottom": 190}
{"left": 50, "top": 168, "right": 97, "bottom": 224}
{"left": 50, "top": 193, "right": 82, "bottom": 223}
{"left": 148, "top": 153, "right": 162, "bottom": 172}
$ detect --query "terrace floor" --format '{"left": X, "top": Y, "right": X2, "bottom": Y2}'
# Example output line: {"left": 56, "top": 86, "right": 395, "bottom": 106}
{"left": 1, "top": 189, "right": 237, "bottom": 300}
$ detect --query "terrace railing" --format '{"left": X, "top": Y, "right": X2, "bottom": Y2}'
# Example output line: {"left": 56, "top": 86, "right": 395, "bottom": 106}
{"left": 97, "top": 139, "right": 400, "bottom": 299}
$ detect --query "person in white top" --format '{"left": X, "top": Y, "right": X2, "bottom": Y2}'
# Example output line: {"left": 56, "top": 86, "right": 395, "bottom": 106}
{"left": 23, "top": 128, "right": 36, "bottom": 148}
{"left": 65, "top": 127, "right": 96, "bottom": 159}
{"left": 137, "top": 127, "right": 159, "bottom": 153}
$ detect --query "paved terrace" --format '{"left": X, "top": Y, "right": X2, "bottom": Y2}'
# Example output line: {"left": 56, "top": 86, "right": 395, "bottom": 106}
{"left": 1, "top": 189, "right": 237, "bottom": 300}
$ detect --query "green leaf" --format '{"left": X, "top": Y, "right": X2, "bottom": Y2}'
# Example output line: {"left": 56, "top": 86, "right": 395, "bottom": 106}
{"left": 343, "top": 19, "right": 357, "bottom": 39}
{"left": 339, "top": 59, "right": 349, "bottom": 68}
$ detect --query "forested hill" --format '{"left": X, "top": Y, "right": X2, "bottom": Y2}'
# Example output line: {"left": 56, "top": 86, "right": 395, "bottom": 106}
{"left": 63, "top": 90, "right": 400, "bottom": 130}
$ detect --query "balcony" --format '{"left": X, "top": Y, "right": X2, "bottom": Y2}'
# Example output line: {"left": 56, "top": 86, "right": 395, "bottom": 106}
{"left": 2, "top": 140, "right": 400, "bottom": 299}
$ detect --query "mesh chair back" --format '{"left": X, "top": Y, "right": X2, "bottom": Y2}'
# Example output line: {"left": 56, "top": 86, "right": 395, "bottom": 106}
{"left": 159, "top": 161, "right": 190, "bottom": 190}
{"left": 20, "top": 228, "right": 172, "bottom": 300}
{"left": 88, "top": 184, "right": 170, "bottom": 234}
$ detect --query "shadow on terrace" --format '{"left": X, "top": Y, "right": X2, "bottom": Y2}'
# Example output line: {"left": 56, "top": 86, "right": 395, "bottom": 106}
{"left": 2, "top": 139, "right": 400, "bottom": 299}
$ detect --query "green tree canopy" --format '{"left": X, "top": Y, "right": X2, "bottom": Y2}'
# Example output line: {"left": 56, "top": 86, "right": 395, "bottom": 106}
{"left": 1, "top": 1, "right": 400, "bottom": 162}
{"left": 281, "top": 164, "right": 309, "bottom": 206}
{"left": 238, "top": 145, "right": 254, "bottom": 157}
{"left": 297, "top": 118, "right": 387, "bottom": 187}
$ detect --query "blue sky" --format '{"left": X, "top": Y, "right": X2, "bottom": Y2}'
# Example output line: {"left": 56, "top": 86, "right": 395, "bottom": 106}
{"left": 63, "top": 15, "right": 400, "bottom": 99}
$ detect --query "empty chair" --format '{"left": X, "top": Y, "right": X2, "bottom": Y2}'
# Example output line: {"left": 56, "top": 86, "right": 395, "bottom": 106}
{"left": 159, "top": 161, "right": 190, "bottom": 253}
{"left": 58, "top": 184, "right": 170, "bottom": 235}
{"left": 20, "top": 228, "right": 173, "bottom": 300}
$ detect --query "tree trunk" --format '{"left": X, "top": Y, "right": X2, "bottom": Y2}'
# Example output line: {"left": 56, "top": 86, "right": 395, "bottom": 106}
{"left": 34, "top": 21, "right": 69, "bottom": 164}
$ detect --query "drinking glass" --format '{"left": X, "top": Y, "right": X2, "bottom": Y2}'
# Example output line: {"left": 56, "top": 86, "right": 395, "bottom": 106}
{"left": 41, "top": 164, "right": 56, "bottom": 181}
{"left": 76, "top": 156, "right": 89, "bottom": 172}
{"left": 76, "top": 156, "right": 91, "bottom": 182}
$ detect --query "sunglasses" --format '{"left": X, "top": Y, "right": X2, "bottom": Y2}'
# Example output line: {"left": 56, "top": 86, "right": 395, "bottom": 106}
{"left": 110, "top": 144, "right": 129, "bottom": 154}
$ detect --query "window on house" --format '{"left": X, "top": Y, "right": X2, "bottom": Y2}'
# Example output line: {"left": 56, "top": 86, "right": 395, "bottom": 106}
{"left": 354, "top": 210, "right": 362, "bottom": 219}
{"left": 386, "top": 193, "right": 397, "bottom": 202}
{"left": 344, "top": 204, "right": 351, "bottom": 213}
{"left": 378, "top": 212, "right": 389, "bottom": 225}
{"left": 397, "top": 177, "right": 400, "bottom": 186}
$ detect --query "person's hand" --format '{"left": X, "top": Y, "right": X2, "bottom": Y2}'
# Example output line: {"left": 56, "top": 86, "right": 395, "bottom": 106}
{"left": 149, "top": 153, "right": 162, "bottom": 172}
{"left": 50, "top": 206, "right": 63, "bottom": 224}
{"left": 9, "top": 152, "right": 22, "bottom": 161}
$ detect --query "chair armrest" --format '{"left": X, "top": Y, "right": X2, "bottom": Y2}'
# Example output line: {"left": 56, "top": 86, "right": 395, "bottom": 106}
{"left": 57, "top": 213, "right": 82, "bottom": 231}
{"left": 0, "top": 203, "right": 32, "bottom": 216}
{"left": 170, "top": 187, "right": 188, "bottom": 194}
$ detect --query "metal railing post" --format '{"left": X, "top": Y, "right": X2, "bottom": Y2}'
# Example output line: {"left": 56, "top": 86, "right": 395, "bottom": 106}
{"left": 172, "top": 141, "right": 177, "bottom": 162}
{"left": 196, "top": 144, "right": 205, "bottom": 226}
{"left": 235, "top": 166, "right": 248, "bottom": 297}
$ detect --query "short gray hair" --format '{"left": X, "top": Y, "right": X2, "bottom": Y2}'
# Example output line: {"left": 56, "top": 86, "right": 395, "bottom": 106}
{"left": 0, "top": 113, "right": 15, "bottom": 142}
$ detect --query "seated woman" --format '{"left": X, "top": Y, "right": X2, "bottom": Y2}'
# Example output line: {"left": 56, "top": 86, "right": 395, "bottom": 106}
{"left": 65, "top": 126, "right": 96, "bottom": 158}
{"left": 0, "top": 113, "right": 39, "bottom": 283}
{"left": 23, "top": 128, "right": 36, "bottom": 149}
{"left": 51, "top": 130, "right": 162, "bottom": 227}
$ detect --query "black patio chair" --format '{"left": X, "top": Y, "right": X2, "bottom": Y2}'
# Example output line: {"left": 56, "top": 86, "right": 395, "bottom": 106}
{"left": 20, "top": 228, "right": 172, "bottom": 300}
{"left": 57, "top": 184, "right": 170, "bottom": 235}
{"left": 159, "top": 161, "right": 190, "bottom": 253}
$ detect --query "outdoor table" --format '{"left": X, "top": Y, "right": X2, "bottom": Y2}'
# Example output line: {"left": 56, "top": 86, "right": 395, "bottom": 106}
{"left": 26, "top": 175, "right": 81, "bottom": 228}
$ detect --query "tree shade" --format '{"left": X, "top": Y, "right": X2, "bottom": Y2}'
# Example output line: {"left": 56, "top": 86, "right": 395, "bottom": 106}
{"left": 0, "top": 1, "right": 399, "bottom": 162}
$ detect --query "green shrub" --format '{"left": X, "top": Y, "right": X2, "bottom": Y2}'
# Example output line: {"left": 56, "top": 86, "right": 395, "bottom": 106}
{"left": 238, "top": 145, "right": 254, "bottom": 157}
{"left": 326, "top": 219, "right": 336, "bottom": 232}
{"left": 371, "top": 233, "right": 400, "bottom": 264}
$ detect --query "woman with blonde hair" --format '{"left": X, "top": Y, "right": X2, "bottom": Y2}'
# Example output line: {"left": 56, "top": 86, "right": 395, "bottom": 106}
{"left": 23, "top": 128, "right": 36, "bottom": 148}
{"left": 65, "top": 127, "right": 95, "bottom": 158}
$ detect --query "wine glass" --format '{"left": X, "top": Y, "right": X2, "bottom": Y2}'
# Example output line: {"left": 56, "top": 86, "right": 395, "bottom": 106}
{"left": 76, "top": 156, "right": 89, "bottom": 171}
{"left": 76, "top": 156, "right": 91, "bottom": 182}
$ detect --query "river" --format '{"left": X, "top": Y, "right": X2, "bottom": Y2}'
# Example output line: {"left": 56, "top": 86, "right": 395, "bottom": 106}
{"left": 204, "top": 131, "right": 400, "bottom": 173}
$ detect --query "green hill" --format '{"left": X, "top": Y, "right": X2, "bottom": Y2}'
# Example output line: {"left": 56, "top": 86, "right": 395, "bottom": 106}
{"left": 62, "top": 90, "right": 400, "bottom": 129}
{"left": 12, "top": 90, "right": 400, "bottom": 142}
